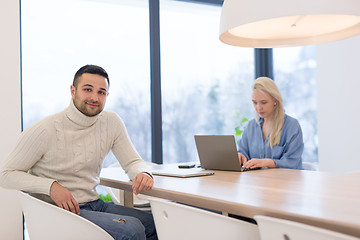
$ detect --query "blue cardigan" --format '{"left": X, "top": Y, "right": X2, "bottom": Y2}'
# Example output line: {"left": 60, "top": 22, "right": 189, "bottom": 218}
{"left": 238, "top": 114, "right": 304, "bottom": 169}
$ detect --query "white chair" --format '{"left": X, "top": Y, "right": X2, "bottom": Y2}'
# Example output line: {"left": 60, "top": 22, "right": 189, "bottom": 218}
{"left": 302, "top": 162, "right": 318, "bottom": 171}
{"left": 149, "top": 198, "right": 260, "bottom": 240}
{"left": 18, "top": 191, "right": 114, "bottom": 240}
{"left": 254, "top": 215, "right": 359, "bottom": 240}
{"left": 0, "top": 188, "right": 23, "bottom": 240}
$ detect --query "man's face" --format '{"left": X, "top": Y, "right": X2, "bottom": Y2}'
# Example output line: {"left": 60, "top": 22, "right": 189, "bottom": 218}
{"left": 71, "top": 73, "right": 109, "bottom": 117}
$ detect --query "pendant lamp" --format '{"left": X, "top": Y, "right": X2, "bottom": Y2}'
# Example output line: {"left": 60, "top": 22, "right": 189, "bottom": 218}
{"left": 219, "top": 0, "right": 360, "bottom": 48}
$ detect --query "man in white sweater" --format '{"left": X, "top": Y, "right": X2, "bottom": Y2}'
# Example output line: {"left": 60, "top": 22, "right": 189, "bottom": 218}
{"left": 0, "top": 65, "right": 157, "bottom": 240}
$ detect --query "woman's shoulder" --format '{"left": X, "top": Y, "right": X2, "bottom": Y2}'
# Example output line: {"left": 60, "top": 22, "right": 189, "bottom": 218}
{"left": 284, "top": 114, "right": 299, "bottom": 123}
{"left": 284, "top": 114, "right": 301, "bottom": 129}
{"left": 247, "top": 118, "right": 258, "bottom": 127}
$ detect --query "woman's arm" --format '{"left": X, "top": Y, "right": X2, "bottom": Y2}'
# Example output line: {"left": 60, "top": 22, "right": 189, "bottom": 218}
{"left": 237, "top": 120, "right": 254, "bottom": 161}
{"left": 272, "top": 119, "right": 304, "bottom": 169}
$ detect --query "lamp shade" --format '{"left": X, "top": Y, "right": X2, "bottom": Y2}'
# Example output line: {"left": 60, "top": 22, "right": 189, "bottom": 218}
{"left": 219, "top": 0, "right": 360, "bottom": 48}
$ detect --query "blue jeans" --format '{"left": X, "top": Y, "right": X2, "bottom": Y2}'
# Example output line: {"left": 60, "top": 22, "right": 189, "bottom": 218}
{"left": 80, "top": 199, "right": 157, "bottom": 240}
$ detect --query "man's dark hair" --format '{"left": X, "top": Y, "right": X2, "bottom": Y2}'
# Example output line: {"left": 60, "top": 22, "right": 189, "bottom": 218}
{"left": 73, "top": 64, "right": 110, "bottom": 88}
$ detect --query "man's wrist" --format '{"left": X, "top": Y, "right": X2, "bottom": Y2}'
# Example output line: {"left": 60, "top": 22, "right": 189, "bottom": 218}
{"left": 142, "top": 171, "right": 153, "bottom": 179}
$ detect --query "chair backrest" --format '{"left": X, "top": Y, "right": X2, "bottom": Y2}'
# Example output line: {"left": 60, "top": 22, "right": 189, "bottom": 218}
{"left": 302, "top": 162, "right": 318, "bottom": 171}
{"left": 254, "top": 215, "right": 359, "bottom": 240}
{"left": 18, "top": 191, "right": 114, "bottom": 240}
{"left": 0, "top": 188, "right": 23, "bottom": 240}
{"left": 149, "top": 198, "right": 260, "bottom": 240}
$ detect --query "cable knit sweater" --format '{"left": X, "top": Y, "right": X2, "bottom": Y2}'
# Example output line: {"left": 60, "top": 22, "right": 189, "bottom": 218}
{"left": 0, "top": 100, "right": 149, "bottom": 204}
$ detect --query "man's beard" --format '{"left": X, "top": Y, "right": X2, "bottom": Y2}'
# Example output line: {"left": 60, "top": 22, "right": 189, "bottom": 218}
{"left": 75, "top": 100, "right": 103, "bottom": 117}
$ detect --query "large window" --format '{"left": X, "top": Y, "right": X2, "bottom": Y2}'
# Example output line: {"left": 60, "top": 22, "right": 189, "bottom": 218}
{"left": 274, "top": 47, "right": 318, "bottom": 163}
{"left": 22, "top": 0, "right": 318, "bottom": 167}
{"left": 22, "top": 0, "right": 151, "bottom": 165}
{"left": 160, "top": 0, "right": 253, "bottom": 163}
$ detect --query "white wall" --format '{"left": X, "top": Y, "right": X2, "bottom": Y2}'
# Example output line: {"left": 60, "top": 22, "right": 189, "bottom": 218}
{"left": 0, "top": 0, "right": 23, "bottom": 239}
{"left": 317, "top": 35, "right": 360, "bottom": 173}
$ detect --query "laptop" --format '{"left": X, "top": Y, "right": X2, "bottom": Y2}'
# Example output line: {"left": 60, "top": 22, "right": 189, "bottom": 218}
{"left": 194, "top": 135, "right": 244, "bottom": 171}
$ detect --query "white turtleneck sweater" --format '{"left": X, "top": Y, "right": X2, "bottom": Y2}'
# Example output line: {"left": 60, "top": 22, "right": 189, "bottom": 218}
{"left": 0, "top": 100, "right": 149, "bottom": 204}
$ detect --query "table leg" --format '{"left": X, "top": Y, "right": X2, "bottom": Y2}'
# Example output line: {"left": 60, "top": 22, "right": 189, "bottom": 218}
{"left": 124, "top": 190, "right": 134, "bottom": 208}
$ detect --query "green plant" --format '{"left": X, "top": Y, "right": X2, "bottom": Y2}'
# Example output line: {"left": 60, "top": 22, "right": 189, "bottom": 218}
{"left": 233, "top": 110, "right": 249, "bottom": 145}
{"left": 235, "top": 117, "right": 248, "bottom": 136}
{"left": 99, "top": 193, "right": 113, "bottom": 202}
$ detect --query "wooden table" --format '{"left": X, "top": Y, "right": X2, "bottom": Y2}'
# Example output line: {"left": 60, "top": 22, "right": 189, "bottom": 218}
{"left": 100, "top": 167, "right": 360, "bottom": 238}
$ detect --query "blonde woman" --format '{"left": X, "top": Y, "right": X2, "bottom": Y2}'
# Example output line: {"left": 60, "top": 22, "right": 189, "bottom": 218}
{"left": 238, "top": 77, "right": 303, "bottom": 170}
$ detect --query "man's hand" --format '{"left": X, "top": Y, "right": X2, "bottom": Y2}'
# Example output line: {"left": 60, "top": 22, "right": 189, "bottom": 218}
{"left": 132, "top": 172, "right": 154, "bottom": 195}
{"left": 238, "top": 152, "right": 248, "bottom": 165}
{"left": 49, "top": 181, "right": 80, "bottom": 215}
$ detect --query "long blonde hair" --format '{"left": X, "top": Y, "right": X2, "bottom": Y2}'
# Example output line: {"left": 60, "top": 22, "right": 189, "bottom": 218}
{"left": 253, "top": 77, "right": 284, "bottom": 148}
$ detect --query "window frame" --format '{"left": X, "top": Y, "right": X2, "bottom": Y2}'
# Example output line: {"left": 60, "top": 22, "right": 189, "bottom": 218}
{"left": 149, "top": 0, "right": 273, "bottom": 163}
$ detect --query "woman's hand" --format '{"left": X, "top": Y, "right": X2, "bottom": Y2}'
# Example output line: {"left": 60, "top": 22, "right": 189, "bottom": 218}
{"left": 242, "top": 158, "right": 276, "bottom": 169}
{"left": 238, "top": 152, "right": 248, "bottom": 165}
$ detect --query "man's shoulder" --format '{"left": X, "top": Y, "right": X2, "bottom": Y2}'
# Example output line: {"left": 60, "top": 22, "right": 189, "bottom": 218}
{"left": 20, "top": 112, "right": 63, "bottom": 141}
{"left": 26, "top": 111, "right": 63, "bottom": 130}
{"left": 100, "top": 110, "right": 120, "bottom": 120}
{"left": 99, "top": 110, "right": 124, "bottom": 127}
